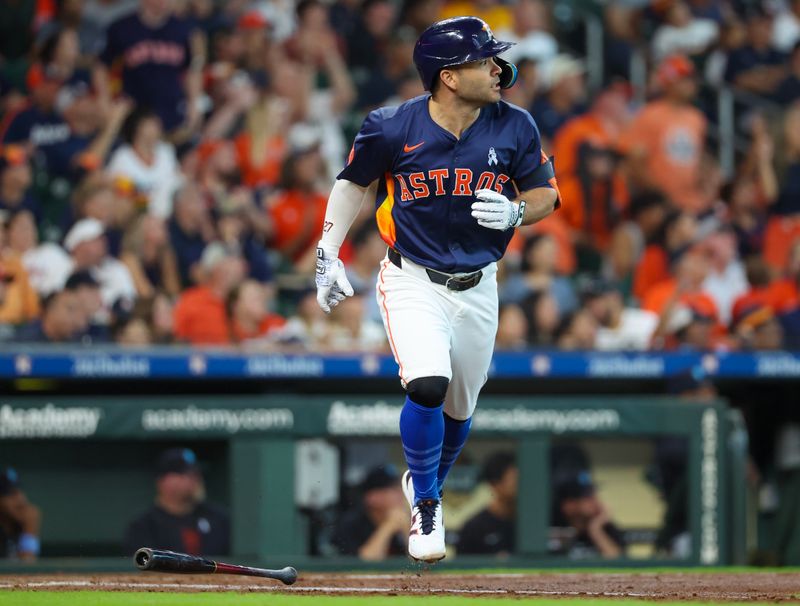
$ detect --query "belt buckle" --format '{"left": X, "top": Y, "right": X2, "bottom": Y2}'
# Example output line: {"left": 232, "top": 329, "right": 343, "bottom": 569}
{"left": 445, "top": 273, "right": 479, "bottom": 291}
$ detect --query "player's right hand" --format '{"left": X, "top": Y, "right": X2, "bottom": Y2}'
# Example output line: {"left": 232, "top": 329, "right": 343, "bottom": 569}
{"left": 315, "top": 246, "right": 354, "bottom": 313}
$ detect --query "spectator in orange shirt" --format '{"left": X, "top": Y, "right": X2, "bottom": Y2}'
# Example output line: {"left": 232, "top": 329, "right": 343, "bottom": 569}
{"left": 267, "top": 137, "right": 328, "bottom": 269}
{"left": 173, "top": 242, "right": 245, "bottom": 345}
{"left": 619, "top": 55, "right": 708, "bottom": 214}
{"left": 227, "top": 279, "right": 285, "bottom": 345}
{"left": 0, "top": 253, "right": 40, "bottom": 326}
{"left": 633, "top": 209, "right": 697, "bottom": 303}
{"left": 554, "top": 85, "right": 631, "bottom": 255}
{"left": 642, "top": 248, "right": 719, "bottom": 319}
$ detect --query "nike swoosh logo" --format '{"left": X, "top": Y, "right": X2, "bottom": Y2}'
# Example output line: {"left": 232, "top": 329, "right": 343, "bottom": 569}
{"left": 404, "top": 142, "right": 425, "bottom": 153}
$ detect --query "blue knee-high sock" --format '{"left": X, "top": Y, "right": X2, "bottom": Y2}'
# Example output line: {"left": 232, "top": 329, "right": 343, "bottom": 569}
{"left": 400, "top": 396, "right": 444, "bottom": 502}
{"left": 437, "top": 414, "right": 472, "bottom": 495}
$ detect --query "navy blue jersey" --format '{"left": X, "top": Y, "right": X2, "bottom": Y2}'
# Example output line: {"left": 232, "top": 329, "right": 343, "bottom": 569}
{"left": 100, "top": 13, "right": 192, "bottom": 131}
{"left": 338, "top": 95, "right": 559, "bottom": 273}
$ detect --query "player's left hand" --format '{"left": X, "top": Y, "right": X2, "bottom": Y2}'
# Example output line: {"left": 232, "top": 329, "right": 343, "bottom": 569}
{"left": 471, "top": 189, "right": 524, "bottom": 231}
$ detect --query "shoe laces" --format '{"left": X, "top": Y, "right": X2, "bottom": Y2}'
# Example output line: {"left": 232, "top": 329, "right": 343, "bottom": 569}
{"left": 416, "top": 499, "right": 439, "bottom": 535}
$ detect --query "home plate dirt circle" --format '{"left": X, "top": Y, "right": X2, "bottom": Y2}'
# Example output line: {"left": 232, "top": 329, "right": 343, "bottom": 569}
{"left": 2, "top": 572, "right": 800, "bottom": 601}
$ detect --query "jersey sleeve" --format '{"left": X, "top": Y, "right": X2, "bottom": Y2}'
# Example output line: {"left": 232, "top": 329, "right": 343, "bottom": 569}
{"left": 510, "top": 112, "right": 562, "bottom": 207}
{"left": 337, "top": 109, "right": 393, "bottom": 186}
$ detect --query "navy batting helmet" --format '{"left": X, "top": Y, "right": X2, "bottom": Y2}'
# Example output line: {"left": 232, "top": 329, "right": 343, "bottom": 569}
{"left": 413, "top": 16, "right": 518, "bottom": 91}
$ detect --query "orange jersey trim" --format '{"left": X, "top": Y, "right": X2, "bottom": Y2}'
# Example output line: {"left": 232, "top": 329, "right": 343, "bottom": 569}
{"left": 376, "top": 172, "right": 397, "bottom": 248}
{"left": 541, "top": 149, "right": 562, "bottom": 209}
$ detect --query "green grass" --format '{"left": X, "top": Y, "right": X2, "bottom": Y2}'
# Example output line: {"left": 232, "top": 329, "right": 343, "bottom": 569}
{"left": 0, "top": 595, "right": 787, "bottom": 606}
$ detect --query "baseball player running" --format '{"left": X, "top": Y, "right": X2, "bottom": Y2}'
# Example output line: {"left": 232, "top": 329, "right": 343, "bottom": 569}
{"left": 316, "top": 16, "right": 561, "bottom": 562}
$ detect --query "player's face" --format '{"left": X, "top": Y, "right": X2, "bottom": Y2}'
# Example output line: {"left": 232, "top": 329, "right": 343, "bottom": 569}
{"left": 453, "top": 57, "right": 503, "bottom": 105}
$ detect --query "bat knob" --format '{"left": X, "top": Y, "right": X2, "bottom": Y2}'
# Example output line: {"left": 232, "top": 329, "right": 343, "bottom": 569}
{"left": 280, "top": 567, "right": 298, "bottom": 585}
{"left": 134, "top": 548, "right": 154, "bottom": 570}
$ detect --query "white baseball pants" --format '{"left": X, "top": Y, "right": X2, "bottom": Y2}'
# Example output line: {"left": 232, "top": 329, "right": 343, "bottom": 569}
{"left": 375, "top": 252, "right": 498, "bottom": 420}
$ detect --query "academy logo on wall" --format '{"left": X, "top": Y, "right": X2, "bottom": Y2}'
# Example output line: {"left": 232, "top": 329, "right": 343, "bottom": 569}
{"left": 0, "top": 404, "right": 103, "bottom": 438}
{"left": 141, "top": 405, "right": 295, "bottom": 434}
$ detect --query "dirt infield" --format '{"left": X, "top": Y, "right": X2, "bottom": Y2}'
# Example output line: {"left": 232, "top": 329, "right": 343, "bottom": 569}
{"left": 1, "top": 572, "right": 800, "bottom": 601}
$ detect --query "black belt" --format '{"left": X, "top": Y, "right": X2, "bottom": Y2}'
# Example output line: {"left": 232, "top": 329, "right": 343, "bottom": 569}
{"left": 388, "top": 248, "right": 483, "bottom": 292}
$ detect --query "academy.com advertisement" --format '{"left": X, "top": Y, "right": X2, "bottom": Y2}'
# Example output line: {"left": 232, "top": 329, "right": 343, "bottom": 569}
{"left": 1, "top": 396, "right": 697, "bottom": 439}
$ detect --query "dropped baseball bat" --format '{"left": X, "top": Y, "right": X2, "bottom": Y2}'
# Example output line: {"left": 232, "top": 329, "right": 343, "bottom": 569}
{"left": 133, "top": 547, "right": 298, "bottom": 585}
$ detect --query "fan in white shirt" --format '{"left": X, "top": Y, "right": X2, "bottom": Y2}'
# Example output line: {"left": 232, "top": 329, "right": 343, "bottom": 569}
{"left": 581, "top": 279, "right": 659, "bottom": 351}
{"left": 107, "top": 109, "right": 183, "bottom": 218}
{"left": 651, "top": 0, "right": 719, "bottom": 62}
{"left": 62, "top": 218, "right": 137, "bottom": 319}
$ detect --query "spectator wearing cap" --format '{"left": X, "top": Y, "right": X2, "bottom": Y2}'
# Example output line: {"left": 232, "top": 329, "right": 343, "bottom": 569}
{"left": 173, "top": 241, "right": 245, "bottom": 344}
{"left": 0, "top": 467, "right": 41, "bottom": 561}
{"left": 123, "top": 448, "right": 230, "bottom": 556}
{"left": 724, "top": 5, "right": 787, "bottom": 95}
{"left": 530, "top": 54, "right": 588, "bottom": 141}
{"left": 456, "top": 451, "right": 517, "bottom": 556}
{"left": 63, "top": 217, "right": 137, "bottom": 312}
{"left": 331, "top": 465, "right": 407, "bottom": 560}
{"left": 581, "top": 278, "right": 659, "bottom": 350}
{"left": 0, "top": 146, "right": 43, "bottom": 226}
{"left": 4, "top": 209, "right": 72, "bottom": 297}
{"left": 107, "top": 108, "right": 183, "bottom": 219}
{"left": 236, "top": 10, "right": 275, "bottom": 73}
{"left": 551, "top": 469, "right": 625, "bottom": 559}
{"left": 95, "top": 0, "right": 204, "bottom": 137}
{"left": 619, "top": 54, "right": 708, "bottom": 214}
{"left": 120, "top": 214, "right": 181, "bottom": 299}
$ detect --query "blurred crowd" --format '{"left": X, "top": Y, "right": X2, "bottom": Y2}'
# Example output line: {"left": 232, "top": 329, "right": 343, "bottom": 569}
{"left": 0, "top": 0, "right": 799, "bottom": 353}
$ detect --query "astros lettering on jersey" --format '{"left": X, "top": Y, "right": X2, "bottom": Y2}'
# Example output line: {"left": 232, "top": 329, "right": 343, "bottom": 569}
{"left": 339, "top": 95, "right": 560, "bottom": 274}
